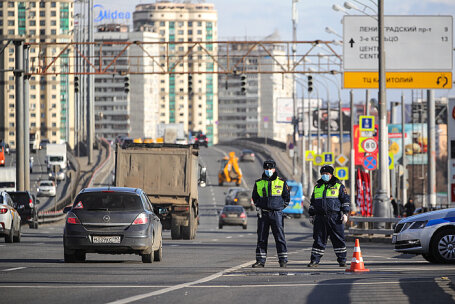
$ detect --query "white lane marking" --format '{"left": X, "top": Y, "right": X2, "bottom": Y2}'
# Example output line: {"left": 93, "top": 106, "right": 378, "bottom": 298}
{"left": 212, "top": 239, "right": 218, "bottom": 242}
{"left": 169, "top": 245, "right": 179, "bottom": 247}
{"left": 0, "top": 279, "right": 442, "bottom": 290}
{"left": 2, "top": 267, "right": 26, "bottom": 272}
{"left": 107, "top": 260, "right": 254, "bottom": 304}
{"left": 226, "top": 236, "right": 232, "bottom": 239}
{"left": 0, "top": 245, "right": 5, "bottom": 247}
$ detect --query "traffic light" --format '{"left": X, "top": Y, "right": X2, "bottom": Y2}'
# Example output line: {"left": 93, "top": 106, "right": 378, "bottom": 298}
{"left": 124, "top": 76, "right": 130, "bottom": 93}
{"left": 188, "top": 74, "right": 193, "bottom": 94}
{"left": 240, "top": 74, "right": 247, "bottom": 94}
{"left": 307, "top": 75, "right": 313, "bottom": 93}
{"left": 74, "top": 76, "right": 79, "bottom": 94}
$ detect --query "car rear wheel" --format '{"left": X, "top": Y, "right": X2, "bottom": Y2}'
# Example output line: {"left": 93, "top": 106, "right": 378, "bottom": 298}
{"left": 13, "top": 224, "right": 21, "bottom": 243}
{"left": 154, "top": 241, "right": 163, "bottom": 262}
{"left": 242, "top": 224, "right": 247, "bottom": 230}
{"left": 218, "top": 223, "right": 223, "bottom": 229}
{"left": 64, "top": 250, "right": 86, "bottom": 263}
{"left": 431, "top": 229, "right": 455, "bottom": 263}
{"left": 142, "top": 252, "right": 153, "bottom": 263}
{"left": 5, "top": 225, "right": 14, "bottom": 243}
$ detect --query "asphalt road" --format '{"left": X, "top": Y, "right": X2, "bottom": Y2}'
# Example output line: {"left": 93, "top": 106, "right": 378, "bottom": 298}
{"left": 1, "top": 146, "right": 455, "bottom": 303}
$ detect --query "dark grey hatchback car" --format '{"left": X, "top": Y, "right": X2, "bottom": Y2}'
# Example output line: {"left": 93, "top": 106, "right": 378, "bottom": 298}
{"left": 63, "top": 187, "right": 163, "bottom": 263}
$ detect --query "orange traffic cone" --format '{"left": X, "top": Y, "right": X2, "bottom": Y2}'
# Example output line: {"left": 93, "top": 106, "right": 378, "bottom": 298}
{"left": 345, "top": 239, "right": 370, "bottom": 272}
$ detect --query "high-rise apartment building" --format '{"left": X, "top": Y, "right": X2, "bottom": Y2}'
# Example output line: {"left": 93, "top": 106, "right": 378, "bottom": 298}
{"left": 218, "top": 33, "right": 293, "bottom": 142}
{"left": 94, "top": 24, "right": 160, "bottom": 141}
{"left": 0, "top": 0, "right": 75, "bottom": 148}
{"left": 133, "top": 1, "right": 218, "bottom": 144}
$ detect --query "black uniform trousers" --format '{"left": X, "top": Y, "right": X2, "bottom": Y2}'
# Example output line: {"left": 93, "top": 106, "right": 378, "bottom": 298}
{"left": 256, "top": 210, "right": 288, "bottom": 264}
{"left": 310, "top": 212, "right": 347, "bottom": 263}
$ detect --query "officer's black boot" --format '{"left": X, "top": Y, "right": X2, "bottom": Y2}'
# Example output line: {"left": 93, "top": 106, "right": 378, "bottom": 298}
{"left": 279, "top": 261, "right": 287, "bottom": 268}
{"left": 307, "top": 261, "right": 319, "bottom": 267}
{"left": 252, "top": 261, "right": 265, "bottom": 268}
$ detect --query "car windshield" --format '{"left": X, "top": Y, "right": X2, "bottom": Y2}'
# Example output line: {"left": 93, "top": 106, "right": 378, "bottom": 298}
{"left": 49, "top": 156, "right": 64, "bottom": 162}
{"left": 242, "top": 150, "right": 253, "bottom": 154}
{"left": 74, "top": 192, "right": 143, "bottom": 211}
{"left": 40, "top": 182, "right": 53, "bottom": 187}
{"left": 236, "top": 191, "right": 249, "bottom": 199}
{"left": 0, "top": 196, "right": 3, "bottom": 204}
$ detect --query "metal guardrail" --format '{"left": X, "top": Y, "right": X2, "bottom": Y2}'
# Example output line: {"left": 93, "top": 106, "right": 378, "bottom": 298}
{"left": 346, "top": 216, "right": 401, "bottom": 236}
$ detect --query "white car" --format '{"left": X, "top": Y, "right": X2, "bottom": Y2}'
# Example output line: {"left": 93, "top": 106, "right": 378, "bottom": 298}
{"left": 392, "top": 208, "right": 455, "bottom": 263}
{"left": 0, "top": 191, "right": 21, "bottom": 243}
{"left": 37, "top": 180, "right": 57, "bottom": 197}
{"left": 49, "top": 170, "right": 66, "bottom": 181}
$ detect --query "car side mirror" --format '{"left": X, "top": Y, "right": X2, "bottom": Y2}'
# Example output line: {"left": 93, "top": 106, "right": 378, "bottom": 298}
{"left": 63, "top": 206, "right": 72, "bottom": 214}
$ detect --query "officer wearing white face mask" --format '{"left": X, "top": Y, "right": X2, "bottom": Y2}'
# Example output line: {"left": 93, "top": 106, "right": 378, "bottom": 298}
{"left": 307, "top": 165, "right": 350, "bottom": 267}
{"left": 251, "top": 159, "right": 290, "bottom": 268}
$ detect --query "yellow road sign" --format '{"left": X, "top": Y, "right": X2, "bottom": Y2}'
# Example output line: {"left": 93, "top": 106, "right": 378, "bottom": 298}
{"left": 389, "top": 152, "right": 394, "bottom": 170}
{"left": 335, "top": 167, "right": 349, "bottom": 181}
{"left": 305, "top": 150, "right": 315, "bottom": 161}
{"left": 344, "top": 72, "right": 452, "bottom": 89}
{"left": 313, "top": 154, "right": 324, "bottom": 166}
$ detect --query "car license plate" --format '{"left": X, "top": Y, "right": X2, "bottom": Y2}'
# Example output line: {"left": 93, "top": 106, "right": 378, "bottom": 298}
{"left": 228, "top": 214, "right": 237, "bottom": 218}
{"left": 392, "top": 235, "right": 397, "bottom": 244}
{"left": 92, "top": 236, "right": 121, "bottom": 244}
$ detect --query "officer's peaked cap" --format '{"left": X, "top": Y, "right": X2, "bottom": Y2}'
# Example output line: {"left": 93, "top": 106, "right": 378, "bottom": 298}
{"left": 320, "top": 165, "right": 334, "bottom": 175}
{"left": 263, "top": 159, "right": 276, "bottom": 169}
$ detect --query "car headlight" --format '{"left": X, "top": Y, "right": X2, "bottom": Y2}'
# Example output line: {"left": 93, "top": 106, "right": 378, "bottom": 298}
{"left": 409, "top": 220, "right": 428, "bottom": 229}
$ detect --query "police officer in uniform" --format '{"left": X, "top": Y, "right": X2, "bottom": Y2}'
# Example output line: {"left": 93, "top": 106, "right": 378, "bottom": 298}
{"left": 308, "top": 165, "right": 350, "bottom": 267}
{"left": 252, "top": 159, "right": 290, "bottom": 268}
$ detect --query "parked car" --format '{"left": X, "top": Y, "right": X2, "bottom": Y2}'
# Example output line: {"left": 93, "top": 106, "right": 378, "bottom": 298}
{"left": 0, "top": 191, "right": 21, "bottom": 243}
{"left": 240, "top": 149, "right": 255, "bottom": 162}
{"left": 39, "top": 139, "right": 50, "bottom": 150}
{"left": 224, "top": 187, "right": 246, "bottom": 205}
{"left": 392, "top": 207, "right": 455, "bottom": 263}
{"left": 37, "top": 180, "right": 56, "bottom": 197}
{"left": 29, "top": 156, "right": 34, "bottom": 173}
{"left": 63, "top": 187, "right": 163, "bottom": 263}
{"left": 226, "top": 189, "right": 254, "bottom": 211}
{"left": 218, "top": 205, "right": 247, "bottom": 229}
{"left": 195, "top": 134, "right": 208, "bottom": 147}
{"left": 7, "top": 191, "right": 39, "bottom": 229}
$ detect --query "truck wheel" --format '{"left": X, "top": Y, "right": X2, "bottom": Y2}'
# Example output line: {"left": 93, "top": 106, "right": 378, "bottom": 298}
{"left": 5, "top": 225, "right": 14, "bottom": 243}
{"left": 182, "top": 215, "right": 195, "bottom": 240}
{"left": 171, "top": 225, "right": 182, "bottom": 240}
{"left": 142, "top": 252, "right": 153, "bottom": 263}
{"left": 219, "top": 181, "right": 223, "bottom": 186}
{"left": 219, "top": 223, "right": 223, "bottom": 229}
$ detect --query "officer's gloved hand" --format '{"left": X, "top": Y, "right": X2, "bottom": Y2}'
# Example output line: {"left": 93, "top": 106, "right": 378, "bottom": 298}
{"left": 342, "top": 214, "right": 348, "bottom": 225}
{"left": 309, "top": 216, "right": 314, "bottom": 225}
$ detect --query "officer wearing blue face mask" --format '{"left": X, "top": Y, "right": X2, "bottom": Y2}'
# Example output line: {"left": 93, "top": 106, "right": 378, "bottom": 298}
{"left": 251, "top": 159, "right": 290, "bottom": 268}
{"left": 308, "top": 165, "right": 350, "bottom": 267}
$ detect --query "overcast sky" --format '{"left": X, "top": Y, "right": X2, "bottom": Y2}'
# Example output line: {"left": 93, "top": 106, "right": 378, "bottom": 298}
{"left": 90, "top": 0, "right": 455, "bottom": 103}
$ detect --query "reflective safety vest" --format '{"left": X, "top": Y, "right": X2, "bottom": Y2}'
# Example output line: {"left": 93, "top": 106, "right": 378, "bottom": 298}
{"left": 314, "top": 183, "right": 341, "bottom": 199}
{"left": 256, "top": 178, "right": 285, "bottom": 197}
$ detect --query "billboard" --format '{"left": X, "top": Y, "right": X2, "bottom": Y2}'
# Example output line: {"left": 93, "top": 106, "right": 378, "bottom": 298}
{"left": 276, "top": 98, "right": 294, "bottom": 123}
{"left": 388, "top": 124, "right": 428, "bottom": 165}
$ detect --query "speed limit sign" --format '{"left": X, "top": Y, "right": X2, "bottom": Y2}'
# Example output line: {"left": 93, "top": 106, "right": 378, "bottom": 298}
{"left": 362, "top": 138, "right": 378, "bottom": 153}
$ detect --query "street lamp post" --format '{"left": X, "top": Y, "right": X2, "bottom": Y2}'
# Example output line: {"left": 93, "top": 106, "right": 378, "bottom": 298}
{"left": 292, "top": 0, "right": 299, "bottom": 176}
{"left": 372, "top": 0, "right": 391, "bottom": 219}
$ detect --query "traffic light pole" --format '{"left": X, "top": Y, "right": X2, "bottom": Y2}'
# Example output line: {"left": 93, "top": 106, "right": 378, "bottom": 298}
{"left": 350, "top": 90, "right": 356, "bottom": 213}
{"left": 14, "top": 40, "right": 25, "bottom": 191}
{"left": 87, "top": 0, "right": 94, "bottom": 164}
{"left": 24, "top": 45, "right": 30, "bottom": 190}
